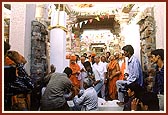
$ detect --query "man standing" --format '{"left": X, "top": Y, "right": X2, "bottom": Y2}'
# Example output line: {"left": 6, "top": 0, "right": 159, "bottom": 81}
{"left": 150, "top": 49, "right": 164, "bottom": 111}
{"left": 40, "top": 67, "right": 75, "bottom": 111}
{"left": 92, "top": 55, "right": 107, "bottom": 99}
{"left": 116, "top": 45, "right": 143, "bottom": 105}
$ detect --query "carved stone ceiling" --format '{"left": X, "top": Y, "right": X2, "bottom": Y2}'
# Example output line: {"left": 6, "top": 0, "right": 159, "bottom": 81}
{"left": 67, "top": 3, "right": 128, "bottom": 34}
{"left": 68, "top": 3, "right": 124, "bottom": 13}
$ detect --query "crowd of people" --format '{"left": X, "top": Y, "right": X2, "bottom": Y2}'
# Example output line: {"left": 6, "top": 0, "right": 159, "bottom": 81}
{"left": 40, "top": 45, "right": 164, "bottom": 111}
{"left": 4, "top": 41, "right": 164, "bottom": 111}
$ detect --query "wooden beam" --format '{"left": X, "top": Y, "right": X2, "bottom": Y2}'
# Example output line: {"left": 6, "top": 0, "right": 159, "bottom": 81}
{"left": 122, "top": 4, "right": 135, "bottom": 13}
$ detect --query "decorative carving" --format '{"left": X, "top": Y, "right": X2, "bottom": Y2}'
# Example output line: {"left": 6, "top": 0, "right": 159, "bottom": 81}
{"left": 76, "top": 4, "right": 93, "bottom": 8}
{"left": 138, "top": 7, "right": 156, "bottom": 72}
{"left": 48, "top": 25, "right": 68, "bottom": 32}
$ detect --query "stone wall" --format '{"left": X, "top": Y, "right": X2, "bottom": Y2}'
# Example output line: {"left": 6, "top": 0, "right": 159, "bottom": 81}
{"left": 30, "top": 20, "right": 48, "bottom": 110}
{"left": 4, "top": 19, "right": 10, "bottom": 42}
{"left": 137, "top": 7, "right": 156, "bottom": 72}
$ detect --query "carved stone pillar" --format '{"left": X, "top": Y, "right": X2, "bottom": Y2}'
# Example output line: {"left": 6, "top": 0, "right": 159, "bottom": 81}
{"left": 30, "top": 21, "right": 48, "bottom": 110}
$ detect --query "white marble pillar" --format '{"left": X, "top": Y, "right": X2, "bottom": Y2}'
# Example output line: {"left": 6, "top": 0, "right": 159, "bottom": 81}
{"left": 50, "top": 9, "right": 67, "bottom": 72}
{"left": 154, "top": 3, "right": 165, "bottom": 49}
{"left": 119, "top": 13, "right": 141, "bottom": 67}
{"left": 123, "top": 24, "right": 141, "bottom": 63}
{"left": 9, "top": 4, "right": 36, "bottom": 74}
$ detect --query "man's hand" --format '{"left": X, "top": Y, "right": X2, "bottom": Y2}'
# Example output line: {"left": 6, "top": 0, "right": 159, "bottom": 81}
{"left": 131, "top": 98, "right": 139, "bottom": 111}
{"left": 123, "top": 77, "right": 127, "bottom": 80}
{"left": 123, "top": 73, "right": 129, "bottom": 80}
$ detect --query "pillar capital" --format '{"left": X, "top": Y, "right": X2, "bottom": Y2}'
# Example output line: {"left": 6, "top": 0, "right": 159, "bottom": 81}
{"left": 35, "top": 4, "right": 49, "bottom": 23}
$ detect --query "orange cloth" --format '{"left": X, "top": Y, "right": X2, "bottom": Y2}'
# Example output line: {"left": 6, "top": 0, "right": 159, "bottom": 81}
{"left": 69, "top": 62, "right": 80, "bottom": 90}
{"left": 91, "top": 52, "right": 96, "bottom": 57}
{"left": 4, "top": 56, "right": 16, "bottom": 66}
{"left": 119, "top": 61, "right": 126, "bottom": 80}
{"left": 108, "top": 60, "right": 119, "bottom": 100}
{"left": 5, "top": 51, "right": 27, "bottom": 76}
{"left": 108, "top": 60, "right": 118, "bottom": 70}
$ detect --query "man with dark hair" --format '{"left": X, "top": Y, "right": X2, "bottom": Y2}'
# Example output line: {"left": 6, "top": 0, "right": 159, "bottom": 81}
{"left": 131, "top": 92, "right": 160, "bottom": 111}
{"left": 151, "top": 49, "right": 164, "bottom": 61}
{"left": 123, "top": 82, "right": 145, "bottom": 111}
{"left": 93, "top": 56, "right": 107, "bottom": 99}
{"left": 63, "top": 67, "right": 73, "bottom": 77}
{"left": 116, "top": 45, "right": 143, "bottom": 106}
{"left": 150, "top": 49, "right": 164, "bottom": 111}
{"left": 105, "top": 51, "right": 111, "bottom": 63}
{"left": 83, "top": 53, "right": 88, "bottom": 59}
{"left": 122, "top": 45, "right": 134, "bottom": 55}
{"left": 83, "top": 61, "right": 95, "bottom": 81}
{"left": 83, "top": 61, "right": 92, "bottom": 70}
{"left": 83, "top": 61, "right": 103, "bottom": 94}
{"left": 40, "top": 67, "right": 75, "bottom": 111}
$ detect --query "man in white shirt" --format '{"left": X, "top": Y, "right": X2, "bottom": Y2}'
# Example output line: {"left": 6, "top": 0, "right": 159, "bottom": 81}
{"left": 100, "top": 55, "right": 108, "bottom": 100}
{"left": 92, "top": 55, "right": 107, "bottom": 99}
{"left": 73, "top": 77, "right": 98, "bottom": 111}
{"left": 77, "top": 55, "right": 87, "bottom": 89}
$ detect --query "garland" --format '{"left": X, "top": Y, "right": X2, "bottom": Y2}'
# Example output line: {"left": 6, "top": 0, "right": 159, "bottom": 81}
{"left": 70, "top": 9, "right": 118, "bottom": 16}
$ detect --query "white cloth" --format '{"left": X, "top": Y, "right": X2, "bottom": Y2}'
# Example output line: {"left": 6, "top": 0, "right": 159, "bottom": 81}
{"left": 92, "top": 61, "right": 107, "bottom": 81}
{"left": 101, "top": 61, "right": 108, "bottom": 70}
{"left": 41, "top": 87, "right": 46, "bottom": 96}
{"left": 92, "top": 62, "right": 107, "bottom": 99}
{"left": 92, "top": 67, "right": 101, "bottom": 81}
{"left": 158, "top": 94, "right": 164, "bottom": 111}
{"left": 77, "top": 61, "right": 85, "bottom": 71}
{"left": 78, "top": 61, "right": 88, "bottom": 89}
{"left": 68, "top": 98, "right": 123, "bottom": 111}
{"left": 98, "top": 98, "right": 123, "bottom": 111}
